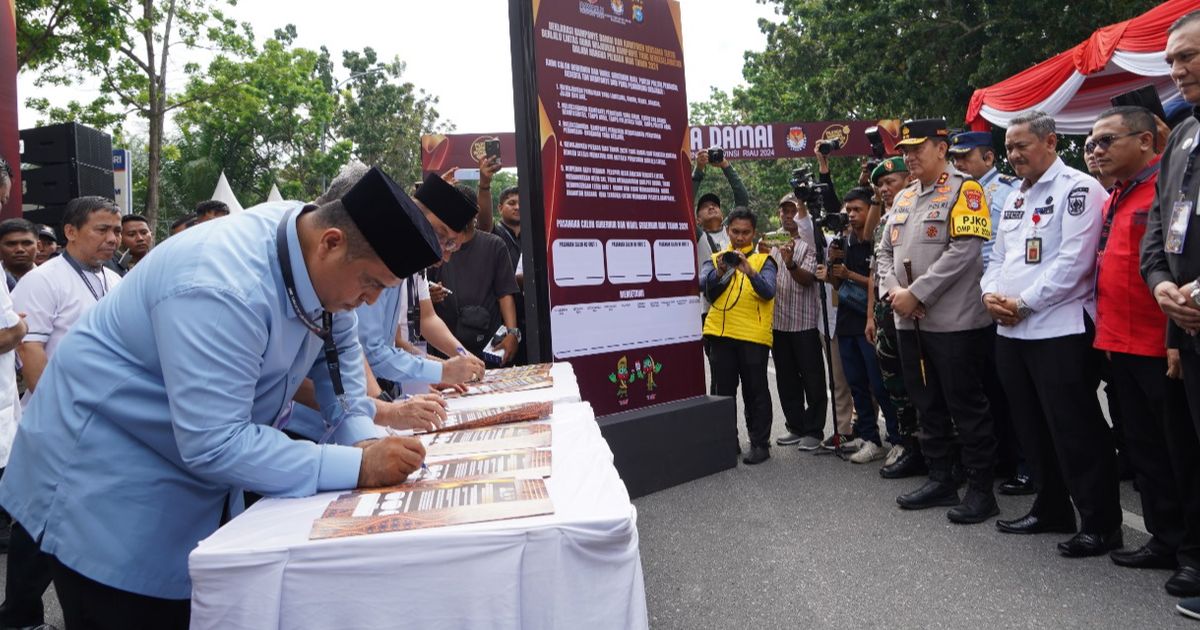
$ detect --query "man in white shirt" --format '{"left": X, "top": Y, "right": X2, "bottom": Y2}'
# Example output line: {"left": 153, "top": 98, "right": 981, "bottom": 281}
{"left": 980, "top": 110, "right": 1120, "bottom": 557}
{"left": 2, "top": 196, "right": 121, "bottom": 630}
{"left": 13, "top": 197, "right": 124, "bottom": 393}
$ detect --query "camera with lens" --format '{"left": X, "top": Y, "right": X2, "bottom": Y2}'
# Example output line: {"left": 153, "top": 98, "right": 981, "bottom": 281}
{"left": 720, "top": 250, "right": 741, "bottom": 268}
{"left": 864, "top": 126, "right": 885, "bottom": 159}
{"left": 707, "top": 146, "right": 725, "bottom": 164}
{"left": 816, "top": 138, "right": 842, "bottom": 156}
{"left": 790, "top": 167, "right": 847, "bottom": 234}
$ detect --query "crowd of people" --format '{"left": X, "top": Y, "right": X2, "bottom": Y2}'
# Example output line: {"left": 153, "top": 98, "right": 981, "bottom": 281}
{"left": 0, "top": 7, "right": 1196, "bottom": 629}
{"left": 697, "top": 11, "right": 1200, "bottom": 620}
{"left": 0, "top": 148, "right": 533, "bottom": 627}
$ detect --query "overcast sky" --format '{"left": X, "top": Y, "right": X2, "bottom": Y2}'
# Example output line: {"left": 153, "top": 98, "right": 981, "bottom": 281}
{"left": 16, "top": 0, "right": 780, "bottom": 135}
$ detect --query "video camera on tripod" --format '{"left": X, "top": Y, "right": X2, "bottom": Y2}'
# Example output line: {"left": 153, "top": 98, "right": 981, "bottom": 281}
{"left": 790, "top": 167, "right": 848, "bottom": 236}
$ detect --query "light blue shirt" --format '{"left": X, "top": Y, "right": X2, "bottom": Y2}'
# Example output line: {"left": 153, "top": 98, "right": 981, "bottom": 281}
{"left": 979, "top": 167, "right": 1020, "bottom": 271}
{"left": 0, "top": 201, "right": 380, "bottom": 599}
{"left": 287, "top": 282, "right": 442, "bottom": 440}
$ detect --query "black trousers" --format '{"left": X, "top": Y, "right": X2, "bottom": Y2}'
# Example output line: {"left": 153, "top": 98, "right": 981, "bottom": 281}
{"left": 1183, "top": 349, "right": 1200, "bottom": 437}
{"left": 981, "top": 325, "right": 1022, "bottom": 477}
{"left": 51, "top": 555, "right": 189, "bottom": 630}
{"left": 772, "top": 328, "right": 827, "bottom": 439}
{"left": 995, "top": 327, "right": 1121, "bottom": 533}
{"left": 708, "top": 336, "right": 773, "bottom": 448}
{"left": 897, "top": 327, "right": 995, "bottom": 471}
{"left": 0, "top": 521, "right": 52, "bottom": 627}
{"left": 1109, "top": 351, "right": 1200, "bottom": 566}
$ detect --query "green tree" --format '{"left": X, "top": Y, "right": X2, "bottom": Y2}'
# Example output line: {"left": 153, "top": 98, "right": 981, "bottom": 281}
{"left": 19, "top": 0, "right": 252, "bottom": 230}
{"left": 172, "top": 26, "right": 349, "bottom": 207}
{"left": 736, "top": 0, "right": 1161, "bottom": 124}
{"left": 335, "top": 47, "right": 448, "bottom": 187}
{"left": 14, "top": 0, "right": 121, "bottom": 72}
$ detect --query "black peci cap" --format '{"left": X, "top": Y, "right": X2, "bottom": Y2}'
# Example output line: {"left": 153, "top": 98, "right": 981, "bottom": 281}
{"left": 413, "top": 172, "right": 477, "bottom": 232}
{"left": 339, "top": 167, "right": 442, "bottom": 278}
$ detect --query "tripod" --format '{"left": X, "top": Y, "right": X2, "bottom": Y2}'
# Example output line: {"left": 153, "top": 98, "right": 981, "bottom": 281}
{"left": 800, "top": 192, "right": 847, "bottom": 461}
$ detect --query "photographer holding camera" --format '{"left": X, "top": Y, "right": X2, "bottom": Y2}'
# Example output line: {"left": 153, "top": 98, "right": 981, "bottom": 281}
{"left": 701, "top": 208, "right": 777, "bottom": 465}
{"left": 694, "top": 147, "right": 749, "bottom": 390}
{"left": 817, "top": 188, "right": 901, "bottom": 465}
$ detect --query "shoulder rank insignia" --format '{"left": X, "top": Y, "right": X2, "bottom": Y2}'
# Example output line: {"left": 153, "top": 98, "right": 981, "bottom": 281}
{"left": 998, "top": 174, "right": 1018, "bottom": 184}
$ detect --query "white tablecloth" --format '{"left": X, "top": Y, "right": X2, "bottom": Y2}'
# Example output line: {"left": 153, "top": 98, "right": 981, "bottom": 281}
{"left": 189, "top": 365, "right": 647, "bottom": 630}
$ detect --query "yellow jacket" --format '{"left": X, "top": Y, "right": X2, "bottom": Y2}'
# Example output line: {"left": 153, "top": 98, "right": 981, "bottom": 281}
{"left": 703, "top": 246, "right": 774, "bottom": 347}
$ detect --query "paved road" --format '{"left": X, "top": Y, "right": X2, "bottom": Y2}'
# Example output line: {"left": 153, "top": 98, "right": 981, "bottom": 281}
{"left": 0, "top": 359, "right": 1187, "bottom": 629}
{"left": 633, "top": 359, "right": 1193, "bottom": 629}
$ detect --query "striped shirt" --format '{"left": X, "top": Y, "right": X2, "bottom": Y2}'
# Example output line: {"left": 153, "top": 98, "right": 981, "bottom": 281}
{"left": 771, "top": 232, "right": 820, "bottom": 332}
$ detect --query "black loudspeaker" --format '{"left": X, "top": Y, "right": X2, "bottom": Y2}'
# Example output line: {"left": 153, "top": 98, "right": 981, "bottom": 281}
{"left": 19, "top": 123, "right": 114, "bottom": 209}
{"left": 21, "top": 162, "right": 113, "bottom": 206}
{"left": 20, "top": 122, "right": 112, "bottom": 168}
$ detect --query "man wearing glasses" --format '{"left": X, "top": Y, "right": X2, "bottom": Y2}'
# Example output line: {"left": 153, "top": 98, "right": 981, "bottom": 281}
{"left": 981, "top": 110, "right": 1120, "bottom": 558}
{"left": 1092, "top": 106, "right": 1200, "bottom": 598}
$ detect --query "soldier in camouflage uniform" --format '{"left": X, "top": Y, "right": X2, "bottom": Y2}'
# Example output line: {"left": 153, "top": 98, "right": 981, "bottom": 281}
{"left": 865, "top": 156, "right": 925, "bottom": 479}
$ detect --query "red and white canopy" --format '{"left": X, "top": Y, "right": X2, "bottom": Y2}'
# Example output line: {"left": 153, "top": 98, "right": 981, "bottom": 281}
{"left": 966, "top": 0, "right": 1200, "bottom": 133}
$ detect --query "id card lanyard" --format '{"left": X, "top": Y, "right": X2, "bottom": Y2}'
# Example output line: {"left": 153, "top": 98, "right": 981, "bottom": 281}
{"left": 1166, "top": 136, "right": 1200, "bottom": 255}
{"left": 276, "top": 208, "right": 350, "bottom": 444}
{"left": 1026, "top": 196, "right": 1043, "bottom": 265}
{"left": 60, "top": 250, "right": 108, "bottom": 300}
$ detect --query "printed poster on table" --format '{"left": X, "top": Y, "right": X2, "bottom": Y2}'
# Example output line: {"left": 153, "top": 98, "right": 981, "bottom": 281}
{"left": 529, "top": 0, "right": 704, "bottom": 416}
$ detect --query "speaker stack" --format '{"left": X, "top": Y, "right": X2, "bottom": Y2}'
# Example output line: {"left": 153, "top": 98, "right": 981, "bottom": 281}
{"left": 19, "top": 122, "right": 114, "bottom": 230}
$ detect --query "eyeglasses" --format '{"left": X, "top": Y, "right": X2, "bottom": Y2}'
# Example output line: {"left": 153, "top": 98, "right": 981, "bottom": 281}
{"left": 432, "top": 224, "right": 461, "bottom": 253}
{"left": 1084, "top": 132, "right": 1142, "bottom": 154}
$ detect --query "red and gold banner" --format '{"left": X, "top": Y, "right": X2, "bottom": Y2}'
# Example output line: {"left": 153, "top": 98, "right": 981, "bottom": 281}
{"left": 425, "top": 119, "right": 901, "bottom": 175}
{"left": 421, "top": 132, "right": 517, "bottom": 177}
{"left": 0, "top": 0, "right": 21, "bottom": 218}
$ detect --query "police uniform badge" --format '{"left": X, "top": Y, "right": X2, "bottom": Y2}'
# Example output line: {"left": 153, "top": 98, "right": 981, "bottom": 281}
{"left": 936, "top": 172, "right": 949, "bottom": 186}
{"left": 1014, "top": 196, "right": 1024, "bottom": 209}
{"left": 890, "top": 226, "right": 902, "bottom": 245}
{"left": 1067, "top": 186, "right": 1088, "bottom": 216}
{"left": 965, "top": 189, "right": 983, "bottom": 211}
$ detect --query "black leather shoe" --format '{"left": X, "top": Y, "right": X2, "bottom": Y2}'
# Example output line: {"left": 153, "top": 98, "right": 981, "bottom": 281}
{"left": 998, "top": 474, "right": 1035, "bottom": 496}
{"left": 947, "top": 470, "right": 999, "bottom": 524}
{"left": 897, "top": 479, "right": 959, "bottom": 510}
{"left": 880, "top": 448, "right": 927, "bottom": 479}
{"left": 742, "top": 446, "right": 770, "bottom": 465}
{"left": 1057, "top": 530, "right": 1123, "bottom": 557}
{"left": 1167, "top": 567, "right": 1200, "bottom": 597}
{"left": 995, "top": 512, "right": 1077, "bottom": 535}
{"left": 1110, "top": 544, "right": 1178, "bottom": 569}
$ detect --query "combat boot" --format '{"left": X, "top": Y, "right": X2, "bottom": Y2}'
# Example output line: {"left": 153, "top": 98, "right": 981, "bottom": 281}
{"left": 880, "top": 437, "right": 926, "bottom": 479}
{"left": 896, "top": 462, "right": 959, "bottom": 510}
{"left": 947, "top": 467, "right": 1000, "bottom": 524}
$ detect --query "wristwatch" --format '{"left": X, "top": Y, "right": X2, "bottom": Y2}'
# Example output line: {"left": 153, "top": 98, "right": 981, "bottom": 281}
{"left": 1190, "top": 281, "right": 1200, "bottom": 308}
{"left": 506, "top": 327, "right": 523, "bottom": 342}
{"left": 1016, "top": 298, "right": 1033, "bottom": 320}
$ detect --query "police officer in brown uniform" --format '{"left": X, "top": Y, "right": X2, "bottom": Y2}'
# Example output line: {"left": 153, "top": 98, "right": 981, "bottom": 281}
{"left": 876, "top": 118, "right": 999, "bottom": 524}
